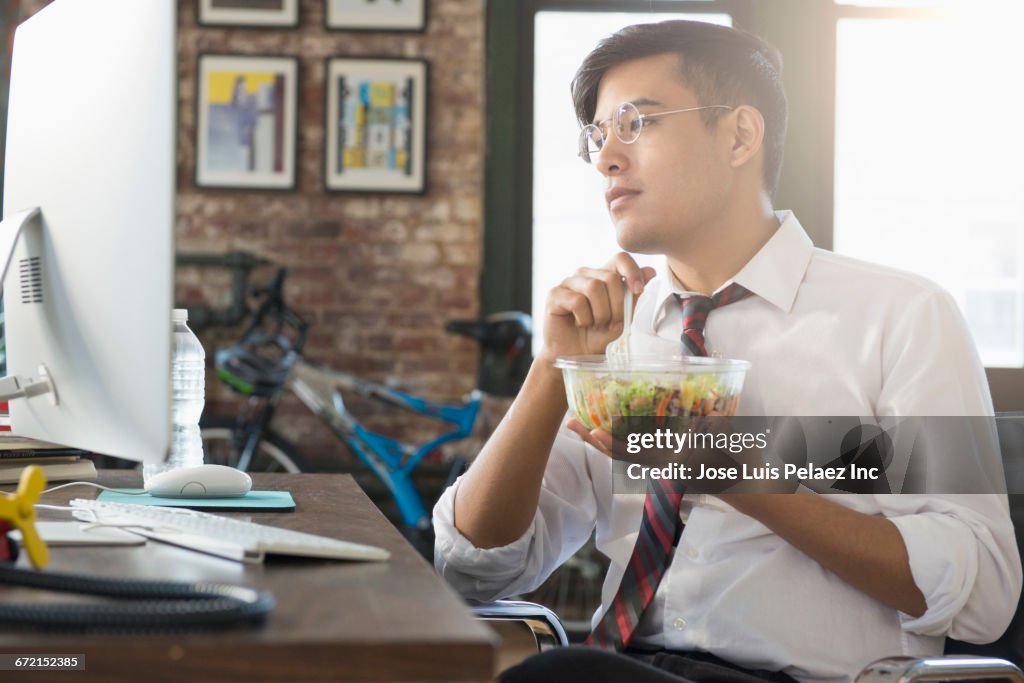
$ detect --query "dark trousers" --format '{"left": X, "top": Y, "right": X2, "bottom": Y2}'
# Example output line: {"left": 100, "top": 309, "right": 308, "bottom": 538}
{"left": 498, "top": 646, "right": 800, "bottom": 683}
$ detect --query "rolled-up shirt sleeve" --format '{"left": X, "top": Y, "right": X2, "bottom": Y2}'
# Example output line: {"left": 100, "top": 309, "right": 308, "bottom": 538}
{"left": 883, "top": 495, "right": 1021, "bottom": 641}
{"left": 876, "top": 287, "right": 1022, "bottom": 642}
{"left": 433, "top": 427, "right": 601, "bottom": 603}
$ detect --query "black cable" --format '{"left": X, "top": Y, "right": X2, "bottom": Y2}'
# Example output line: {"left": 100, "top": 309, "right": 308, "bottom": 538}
{"left": 0, "top": 564, "right": 274, "bottom": 631}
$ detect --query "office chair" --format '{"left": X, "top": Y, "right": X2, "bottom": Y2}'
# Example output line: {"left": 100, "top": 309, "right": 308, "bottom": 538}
{"left": 474, "top": 585, "right": 1024, "bottom": 682}
{"left": 474, "top": 536, "right": 1024, "bottom": 682}
{"left": 472, "top": 417, "right": 1024, "bottom": 681}
{"left": 865, "top": 484, "right": 1024, "bottom": 683}
{"left": 472, "top": 599, "right": 569, "bottom": 649}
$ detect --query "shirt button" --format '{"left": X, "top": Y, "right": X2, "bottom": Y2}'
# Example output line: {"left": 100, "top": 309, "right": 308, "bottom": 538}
{"left": 673, "top": 617, "right": 688, "bottom": 631}
{"left": 685, "top": 547, "right": 699, "bottom": 560}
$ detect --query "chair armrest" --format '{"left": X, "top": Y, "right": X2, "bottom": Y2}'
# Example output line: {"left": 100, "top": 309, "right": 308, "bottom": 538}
{"left": 471, "top": 599, "right": 569, "bottom": 649}
{"left": 857, "top": 656, "right": 1024, "bottom": 683}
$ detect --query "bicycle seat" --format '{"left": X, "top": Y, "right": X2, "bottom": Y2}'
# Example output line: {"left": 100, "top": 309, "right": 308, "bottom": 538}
{"left": 446, "top": 311, "right": 532, "bottom": 351}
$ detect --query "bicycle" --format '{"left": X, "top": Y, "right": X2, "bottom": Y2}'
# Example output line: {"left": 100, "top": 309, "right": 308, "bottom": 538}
{"left": 199, "top": 268, "right": 531, "bottom": 533}
{"left": 199, "top": 268, "right": 607, "bottom": 637}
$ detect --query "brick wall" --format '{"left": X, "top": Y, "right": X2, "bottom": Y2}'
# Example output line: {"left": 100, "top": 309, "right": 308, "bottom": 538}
{"left": 17, "top": 0, "right": 486, "bottom": 470}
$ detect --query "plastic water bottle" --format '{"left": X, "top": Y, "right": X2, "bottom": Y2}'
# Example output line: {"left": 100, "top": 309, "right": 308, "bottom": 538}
{"left": 144, "top": 309, "right": 206, "bottom": 485}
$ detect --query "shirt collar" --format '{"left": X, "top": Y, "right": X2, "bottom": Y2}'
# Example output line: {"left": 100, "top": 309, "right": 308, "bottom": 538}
{"left": 647, "top": 211, "right": 814, "bottom": 330}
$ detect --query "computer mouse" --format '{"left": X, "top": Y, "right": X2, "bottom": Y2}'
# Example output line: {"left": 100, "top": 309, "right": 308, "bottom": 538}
{"left": 145, "top": 464, "right": 252, "bottom": 498}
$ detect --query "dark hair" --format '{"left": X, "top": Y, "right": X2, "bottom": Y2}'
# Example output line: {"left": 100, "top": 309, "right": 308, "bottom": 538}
{"left": 571, "top": 20, "right": 788, "bottom": 198}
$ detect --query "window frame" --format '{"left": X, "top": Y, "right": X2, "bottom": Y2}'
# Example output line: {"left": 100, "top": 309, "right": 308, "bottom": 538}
{"left": 482, "top": 0, "right": 1024, "bottom": 409}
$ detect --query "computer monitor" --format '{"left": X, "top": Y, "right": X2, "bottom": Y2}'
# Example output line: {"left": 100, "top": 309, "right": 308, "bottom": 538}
{"left": 0, "top": 0, "right": 176, "bottom": 464}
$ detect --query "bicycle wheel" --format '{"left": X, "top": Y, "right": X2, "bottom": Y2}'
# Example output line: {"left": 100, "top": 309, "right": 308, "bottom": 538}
{"left": 200, "top": 416, "right": 311, "bottom": 473}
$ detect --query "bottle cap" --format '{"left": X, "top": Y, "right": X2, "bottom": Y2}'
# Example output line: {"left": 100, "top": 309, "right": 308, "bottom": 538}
{"left": 172, "top": 308, "right": 188, "bottom": 323}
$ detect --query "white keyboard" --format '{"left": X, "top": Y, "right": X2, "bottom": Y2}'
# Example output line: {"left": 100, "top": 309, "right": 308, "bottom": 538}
{"left": 69, "top": 499, "right": 390, "bottom": 564}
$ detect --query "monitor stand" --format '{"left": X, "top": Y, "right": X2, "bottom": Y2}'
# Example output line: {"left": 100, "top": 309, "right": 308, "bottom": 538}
{"left": 0, "top": 207, "right": 58, "bottom": 405}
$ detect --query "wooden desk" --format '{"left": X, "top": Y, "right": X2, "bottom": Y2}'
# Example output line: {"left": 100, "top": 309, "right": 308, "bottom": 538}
{"left": 0, "top": 472, "right": 497, "bottom": 682}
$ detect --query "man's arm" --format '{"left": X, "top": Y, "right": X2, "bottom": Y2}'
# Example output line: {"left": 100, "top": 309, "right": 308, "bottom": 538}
{"left": 726, "top": 290, "right": 1016, "bottom": 628}
{"left": 719, "top": 493, "right": 927, "bottom": 617}
{"left": 451, "top": 358, "right": 569, "bottom": 548}
{"left": 452, "top": 255, "right": 656, "bottom": 549}
{"left": 569, "top": 420, "right": 929, "bottom": 617}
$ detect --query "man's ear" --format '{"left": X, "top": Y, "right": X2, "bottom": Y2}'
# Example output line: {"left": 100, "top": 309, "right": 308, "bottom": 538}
{"left": 727, "top": 105, "right": 765, "bottom": 170}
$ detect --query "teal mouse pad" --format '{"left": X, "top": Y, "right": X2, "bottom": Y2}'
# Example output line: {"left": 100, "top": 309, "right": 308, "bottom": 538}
{"left": 96, "top": 489, "right": 296, "bottom": 511}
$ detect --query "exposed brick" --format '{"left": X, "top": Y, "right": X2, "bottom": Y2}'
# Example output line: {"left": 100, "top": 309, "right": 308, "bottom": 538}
{"left": 287, "top": 220, "right": 341, "bottom": 239}
{"left": 399, "top": 355, "right": 457, "bottom": 374}
{"left": 400, "top": 242, "right": 442, "bottom": 265}
{"left": 17, "top": 0, "right": 487, "bottom": 464}
{"left": 438, "top": 292, "right": 475, "bottom": 310}
{"left": 410, "top": 266, "right": 456, "bottom": 289}
{"left": 453, "top": 195, "right": 481, "bottom": 222}
{"left": 443, "top": 244, "right": 478, "bottom": 266}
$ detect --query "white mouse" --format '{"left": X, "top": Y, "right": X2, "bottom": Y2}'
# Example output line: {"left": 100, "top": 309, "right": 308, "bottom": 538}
{"left": 145, "top": 464, "right": 252, "bottom": 498}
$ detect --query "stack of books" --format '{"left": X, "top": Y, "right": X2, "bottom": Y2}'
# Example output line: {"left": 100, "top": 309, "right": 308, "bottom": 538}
{"left": 0, "top": 402, "right": 97, "bottom": 484}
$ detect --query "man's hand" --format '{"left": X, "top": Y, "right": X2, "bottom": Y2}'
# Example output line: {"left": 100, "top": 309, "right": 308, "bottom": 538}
{"left": 567, "top": 418, "right": 614, "bottom": 455}
{"left": 451, "top": 255, "right": 649, "bottom": 549}
{"left": 540, "top": 253, "right": 656, "bottom": 363}
{"left": 567, "top": 417, "right": 762, "bottom": 495}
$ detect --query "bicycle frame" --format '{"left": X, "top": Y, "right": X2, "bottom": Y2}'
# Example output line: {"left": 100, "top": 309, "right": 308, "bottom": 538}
{"left": 210, "top": 267, "right": 527, "bottom": 533}
{"left": 288, "top": 360, "right": 480, "bottom": 529}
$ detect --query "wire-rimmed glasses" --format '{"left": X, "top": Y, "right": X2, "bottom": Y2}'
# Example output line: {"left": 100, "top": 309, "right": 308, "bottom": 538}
{"left": 577, "top": 101, "right": 733, "bottom": 164}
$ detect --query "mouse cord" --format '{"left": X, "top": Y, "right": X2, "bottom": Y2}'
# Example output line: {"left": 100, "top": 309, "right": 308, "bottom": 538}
{"left": 34, "top": 482, "right": 147, "bottom": 514}
{"left": 41, "top": 481, "right": 148, "bottom": 496}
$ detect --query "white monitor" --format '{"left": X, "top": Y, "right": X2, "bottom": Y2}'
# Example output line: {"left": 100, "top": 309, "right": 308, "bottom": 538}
{"left": 0, "top": 0, "right": 176, "bottom": 464}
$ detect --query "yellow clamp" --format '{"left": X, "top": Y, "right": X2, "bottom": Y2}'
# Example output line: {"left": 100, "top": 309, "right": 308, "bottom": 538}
{"left": 0, "top": 465, "right": 49, "bottom": 568}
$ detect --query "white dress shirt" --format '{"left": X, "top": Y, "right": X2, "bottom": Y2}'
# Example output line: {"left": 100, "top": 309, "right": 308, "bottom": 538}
{"left": 433, "top": 211, "right": 1022, "bottom": 683}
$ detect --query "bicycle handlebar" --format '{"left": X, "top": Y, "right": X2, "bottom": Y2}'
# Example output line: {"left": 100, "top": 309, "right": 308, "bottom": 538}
{"left": 218, "top": 267, "right": 532, "bottom": 400}
{"left": 240, "top": 268, "right": 310, "bottom": 354}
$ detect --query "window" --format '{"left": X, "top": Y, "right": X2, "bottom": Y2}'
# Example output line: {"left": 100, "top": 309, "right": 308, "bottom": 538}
{"left": 487, "top": 0, "right": 1024, "bottom": 393}
{"left": 833, "top": 4, "right": 1024, "bottom": 366}
{"left": 835, "top": 0, "right": 938, "bottom": 6}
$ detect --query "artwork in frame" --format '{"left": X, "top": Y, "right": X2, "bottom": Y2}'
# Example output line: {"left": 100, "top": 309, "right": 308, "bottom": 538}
{"left": 325, "top": 0, "right": 426, "bottom": 32}
{"left": 324, "top": 58, "right": 427, "bottom": 194}
{"left": 197, "top": 0, "right": 300, "bottom": 28}
{"left": 195, "top": 54, "right": 299, "bottom": 191}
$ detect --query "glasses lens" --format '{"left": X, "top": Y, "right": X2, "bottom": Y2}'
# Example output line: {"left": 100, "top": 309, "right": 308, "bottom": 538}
{"left": 579, "top": 124, "right": 603, "bottom": 163}
{"left": 614, "top": 102, "right": 642, "bottom": 144}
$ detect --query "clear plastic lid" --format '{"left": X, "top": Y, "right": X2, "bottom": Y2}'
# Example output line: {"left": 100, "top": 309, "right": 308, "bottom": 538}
{"left": 172, "top": 308, "right": 188, "bottom": 323}
{"left": 554, "top": 355, "right": 751, "bottom": 373}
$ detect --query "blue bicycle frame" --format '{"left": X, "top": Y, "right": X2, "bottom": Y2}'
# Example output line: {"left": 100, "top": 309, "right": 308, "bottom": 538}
{"left": 288, "top": 361, "right": 481, "bottom": 530}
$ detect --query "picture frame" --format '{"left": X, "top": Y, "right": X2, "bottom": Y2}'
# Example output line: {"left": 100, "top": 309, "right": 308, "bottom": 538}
{"left": 197, "top": 0, "right": 300, "bottom": 28}
{"left": 195, "top": 54, "right": 299, "bottom": 191}
{"left": 325, "top": 0, "right": 427, "bottom": 32}
{"left": 324, "top": 57, "right": 428, "bottom": 194}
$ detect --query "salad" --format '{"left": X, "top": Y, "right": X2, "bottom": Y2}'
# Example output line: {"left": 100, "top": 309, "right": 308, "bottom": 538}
{"left": 568, "top": 374, "right": 741, "bottom": 432}
{"left": 556, "top": 356, "right": 750, "bottom": 433}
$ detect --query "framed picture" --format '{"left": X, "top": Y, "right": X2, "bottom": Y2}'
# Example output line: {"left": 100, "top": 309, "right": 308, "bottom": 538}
{"left": 325, "top": 0, "right": 426, "bottom": 32}
{"left": 195, "top": 54, "right": 299, "bottom": 191}
{"left": 197, "top": 0, "right": 300, "bottom": 28}
{"left": 324, "top": 58, "right": 428, "bottom": 194}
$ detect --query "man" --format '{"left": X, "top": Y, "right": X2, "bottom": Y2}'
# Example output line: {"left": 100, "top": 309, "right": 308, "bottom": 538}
{"left": 433, "top": 20, "right": 1021, "bottom": 683}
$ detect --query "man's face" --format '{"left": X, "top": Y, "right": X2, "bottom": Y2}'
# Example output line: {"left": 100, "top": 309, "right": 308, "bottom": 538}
{"left": 591, "top": 53, "right": 732, "bottom": 256}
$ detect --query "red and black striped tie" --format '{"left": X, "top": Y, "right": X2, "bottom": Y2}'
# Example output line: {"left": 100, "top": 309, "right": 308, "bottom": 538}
{"left": 679, "top": 282, "right": 754, "bottom": 357}
{"left": 586, "top": 281, "right": 753, "bottom": 651}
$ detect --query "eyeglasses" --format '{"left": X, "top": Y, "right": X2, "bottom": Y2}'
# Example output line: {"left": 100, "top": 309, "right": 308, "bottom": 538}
{"left": 577, "top": 101, "right": 733, "bottom": 164}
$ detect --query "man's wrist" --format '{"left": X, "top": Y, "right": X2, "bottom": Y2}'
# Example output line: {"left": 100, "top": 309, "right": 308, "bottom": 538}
{"left": 523, "top": 354, "right": 569, "bottom": 406}
{"left": 533, "top": 349, "right": 564, "bottom": 372}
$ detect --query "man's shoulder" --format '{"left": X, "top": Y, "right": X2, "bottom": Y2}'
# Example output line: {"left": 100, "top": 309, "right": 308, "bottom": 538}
{"left": 806, "top": 247, "right": 949, "bottom": 302}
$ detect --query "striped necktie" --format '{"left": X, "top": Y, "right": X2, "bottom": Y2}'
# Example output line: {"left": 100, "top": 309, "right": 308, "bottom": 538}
{"left": 679, "top": 282, "right": 754, "bottom": 357}
{"left": 586, "top": 281, "right": 753, "bottom": 651}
